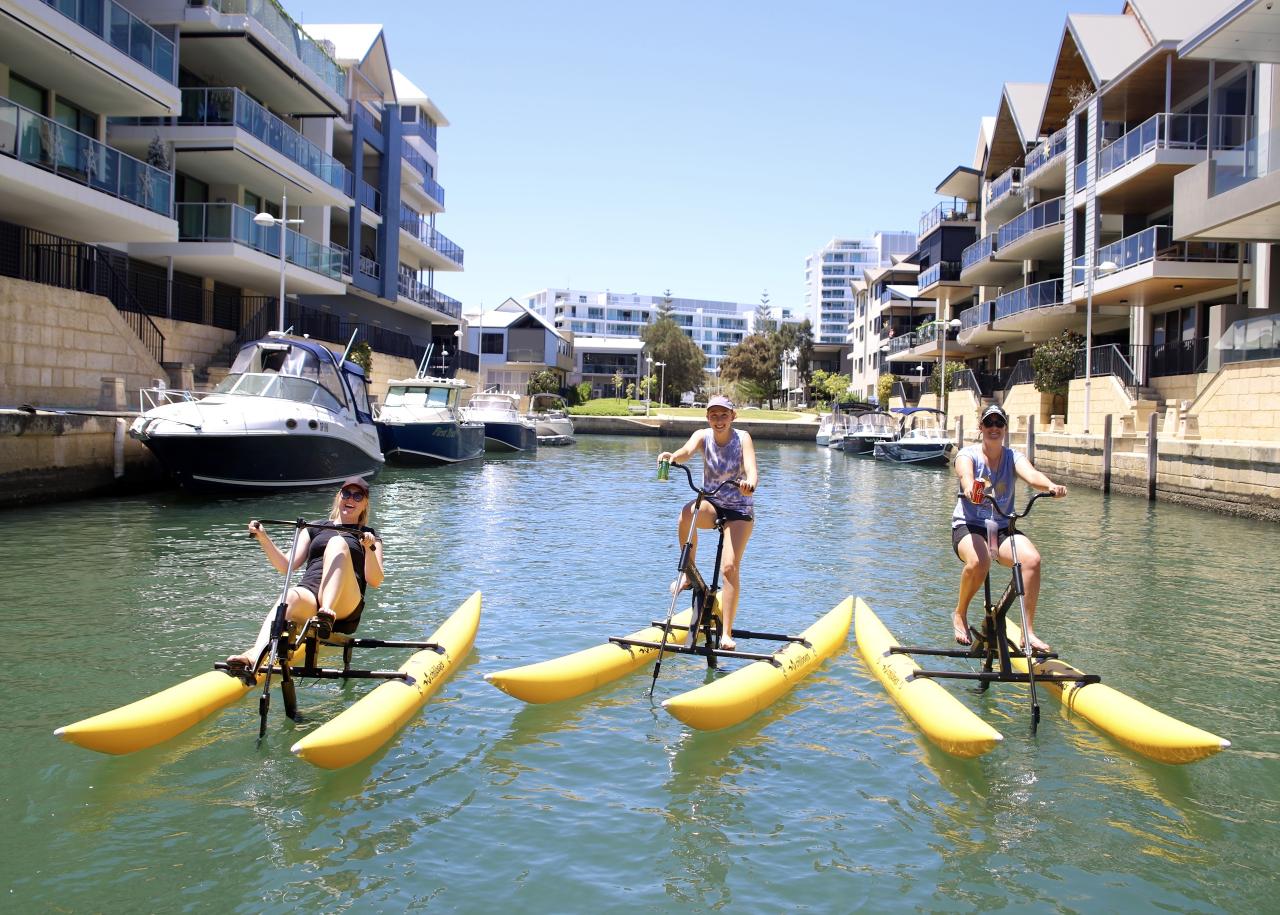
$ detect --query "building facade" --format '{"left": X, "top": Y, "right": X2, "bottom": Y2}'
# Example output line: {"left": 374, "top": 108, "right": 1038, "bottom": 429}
{"left": 524, "top": 288, "right": 753, "bottom": 375}
{"left": 1, "top": 1, "right": 470, "bottom": 408}
{"left": 803, "top": 233, "right": 914, "bottom": 345}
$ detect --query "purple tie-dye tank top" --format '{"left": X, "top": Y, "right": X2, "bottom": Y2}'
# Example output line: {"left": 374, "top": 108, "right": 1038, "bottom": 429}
{"left": 703, "top": 429, "right": 753, "bottom": 513}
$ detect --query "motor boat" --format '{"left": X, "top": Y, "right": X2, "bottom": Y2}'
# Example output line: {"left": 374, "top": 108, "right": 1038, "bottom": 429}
{"left": 525, "top": 393, "right": 575, "bottom": 445}
{"left": 839, "top": 409, "right": 898, "bottom": 455}
{"left": 872, "top": 407, "right": 955, "bottom": 466}
{"left": 131, "top": 332, "right": 383, "bottom": 491}
{"left": 815, "top": 412, "right": 834, "bottom": 446}
{"left": 461, "top": 390, "right": 538, "bottom": 452}
{"left": 376, "top": 374, "right": 484, "bottom": 466}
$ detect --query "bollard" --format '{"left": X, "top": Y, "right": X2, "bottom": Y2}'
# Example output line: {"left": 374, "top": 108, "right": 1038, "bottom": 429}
{"left": 956, "top": 416, "right": 964, "bottom": 446}
{"left": 1147, "top": 411, "right": 1158, "bottom": 501}
{"left": 1102, "top": 414, "right": 1113, "bottom": 494}
{"left": 1026, "top": 415, "right": 1036, "bottom": 464}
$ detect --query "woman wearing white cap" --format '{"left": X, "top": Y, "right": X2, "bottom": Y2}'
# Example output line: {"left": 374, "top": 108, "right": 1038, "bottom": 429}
{"left": 227, "top": 476, "right": 385, "bottom": 669}
{"left": 657, "top": 396, "right": 759, "bottom": 651}
{"left": 951, "top": 403, "right": 1065, "bottom": 652}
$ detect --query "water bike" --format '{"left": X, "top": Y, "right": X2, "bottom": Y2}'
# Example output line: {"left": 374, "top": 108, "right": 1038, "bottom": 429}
{"left": 856, "top": 491, "right": 1229, "bottom": 763}
{"left": 56, "top": 518, "right": 480, "bottom": 769}
{"left": 486, "top": 461, "right": 852, "bottom": 730}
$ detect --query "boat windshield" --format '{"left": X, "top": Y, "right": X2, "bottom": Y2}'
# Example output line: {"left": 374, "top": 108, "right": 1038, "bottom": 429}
{"left": 469, "top": 394, "right": 516, "bottom": 412}
{"left": 216, "top": 343, "right": 349, "bottom": 411}
{"left": 385, "top": 385, "right": 455, "bottom": 408}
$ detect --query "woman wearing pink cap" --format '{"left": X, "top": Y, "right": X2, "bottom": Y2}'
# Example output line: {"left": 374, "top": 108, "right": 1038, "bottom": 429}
{"left": 657, "top": 396, "right": 759, "bottom": 650}
{"left": 227, "top": 477, "right": 385, "bottom": 669}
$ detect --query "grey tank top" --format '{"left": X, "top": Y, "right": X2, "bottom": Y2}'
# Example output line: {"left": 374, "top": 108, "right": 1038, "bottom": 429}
{"left": 703, "top": 429, "right": 753, "bottom": 514}
{"left": 952, "top": 443, "right": 1025, "bottom": 530}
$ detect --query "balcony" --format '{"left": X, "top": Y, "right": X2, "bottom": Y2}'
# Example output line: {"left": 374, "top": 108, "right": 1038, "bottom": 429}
{"left": 985, "top": 166, "right": 1023, "bottom": 222}
{"left": 917, "top": 200, "right": 977, "bottom": 241}
{"left": 992, "top": 278, "right": 1066, "bottom": 334}
{"left": 916, "top": 260, "right": 965, "bottom": 298}
{"left": 398, "top": 204, "right": 465, "bottom": 271}
{"left": 359, "top": 180, "right": 382, "bottom": 217}
{"left": 956, "top": 298, "right": 1019, "bottom": 346}
{"left": 402, "top": 117, "right": 438, "bottom": 151}
{"left": 1072, "top": 225, "right": 1248, "bottom": 309}
{"left": 44, "top": 0, "right": 175, "bottom": 82}
{"left": 401, "top": 145, "right": 446, "bottom": 210}
{"left": 180, "top": 0, "right": 347, "bottom": 116}
{"left": 1023, "top": 126, "right": 1068, "bottom": 191}
{"left": 959, "top": 233, "right": 1020, "bottom": 286}
{"left": 396, "top": 270, "right": 463, "bottom": 320}
{"left": 126, "top": 202, "right": 345, "bottom": 294}
{"left": 882, "top": 332, "right": 919, "bottom": 362}
{"left": 1174, "top": 122, "right": 1280, "bottom": 242}
{"left": 1096, "top": 113, "right": 1248, "bottom": 209}
{"left": 907, "top": 320, "right": 972, "bottom": 360}
{"left": 112, "top": 87, "right": 354, "bottom": 206}
{"left": 995, "top": 196, "right": 1064, "bottom": 262}
{"left": 0, "top": 97, "right": 175, "bottom": 241}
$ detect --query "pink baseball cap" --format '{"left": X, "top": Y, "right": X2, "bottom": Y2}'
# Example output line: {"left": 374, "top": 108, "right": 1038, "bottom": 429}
{"left": 707, "top": 395, "right": 735, "bottom": 411}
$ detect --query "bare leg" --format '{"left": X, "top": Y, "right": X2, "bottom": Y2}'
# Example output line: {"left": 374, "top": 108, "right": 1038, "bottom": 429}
{"left": 953, "top": 533, "right": 991, "bottom": 645}
{"left": 670, "top": 501, "right": 719, "bottom": 594}
{"left": 315, "top": 536, "right": 363, "bottom": 622}
{"left": 227, "top": 586, "right": 318, "bottom": 667}
{"left": 716, "top": 519, "right": 753, "bottom": 650}
{"left": 1000, "top": 534, "right": 1048, "bottom": 651}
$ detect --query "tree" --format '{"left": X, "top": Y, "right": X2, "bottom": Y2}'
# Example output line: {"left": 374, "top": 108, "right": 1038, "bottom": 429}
{"left": 611, "top": 370, "right": 624, "bottom": 398}
{"left": 656, "top": 289, "right": 675, "bottom": 319}
{"left": 640, "top": 316, "right": 706, "bottom": 404}
{"left": 527, "top": 369, "right": 560, "bottom": 396}
{"left": 876, "top": 373, "right": 895, "bottom": 406}
{"left": 719, "top": 333, "right": 781, "bottom": 406}
{"left": 570, "top": 381, "right": 592, "bottom": 405}
{"left": 349, "top": 340, "right": 373, "bottom": 374}
{"left": 1031, "top": 331, "right": 1083, "bottom": 414}
{"left": 810, "top": 369, "right": 852, "bottom": 406}
{"left": 626, "top": 382, "right": 636, "bottom": 400}
{"left": 753, "top": 289, "right": 776, "bottom": 335}
{"left": 929, "top": 360, "right": 965, "bottom": 396}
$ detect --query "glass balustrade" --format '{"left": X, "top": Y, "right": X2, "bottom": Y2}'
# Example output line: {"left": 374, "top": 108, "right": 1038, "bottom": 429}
{"left": 918, "top": 200, "right": 976, "bottom": 238}
{"left": 993, "top": 278, "right": 1064, "bottom": 320}
{"left": 0, "top": 97, "right": 172, "bottom": 216}
{"left": 917, "top": 261, "right": 962, "bottom": 289}
{"left": 1095, "top": 225, "right": 1243, "bottom": 271}
{"left": 1024, "top": 126, "right": 1067, "bottom": 179}
{"left": 1073, "top": 160, "right": 1087, "bottom": 191}
{"left": 202, "top": 0, "right": 346, "bottom": 96}
{"left": 359, "top": 180, "right": 381, "bottom": 215}
{"left": 400, "top": 146, "right": 446, "bottom": 206}
{"left": 399, "top": 205, "right": 465, "bottom": 266}
{"left": 176, "top": 202, "right": 342, "bottom": 278}
{"left": 996, "top": 197, "right": 1062, "bottom": 250}
{"left": 179, "top": 88, "right": 353, "bottom": 195}
{"left": 1211, "top": 122, "right": 1279, "bottom": 195}
{"left": 987, "top": 166, "right": 1022, "bottom": 206}
{"left": 958, "top": 301, "right": 993, "bottom": 332}
{"left": 43, "top": 0, "right": 176, "bottom": 83}
{"left": 1098, "top": 113, "right": 1248, "bottom": 179}
{"left": 961, "top": 234, "right": 997, "bottom": 272}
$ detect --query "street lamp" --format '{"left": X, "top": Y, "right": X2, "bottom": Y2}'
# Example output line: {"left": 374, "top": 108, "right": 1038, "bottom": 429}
{"left": 253, "top": 191, "right": 305, "bottom": 333}
{"left": 655, "top": 361, "right": 666, "bottom": 411}
{"left": 938, "top": 315, "right": 963, "bottom": 420}
{"left": 645, "top": 354, "right": 653, "bottom": 416}
{"left": 1082, "top": 258, "right": 1119, "bottom": 432}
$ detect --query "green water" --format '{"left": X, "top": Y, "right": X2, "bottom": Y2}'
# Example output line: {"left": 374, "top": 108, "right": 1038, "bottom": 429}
{"left": 2, "top": 437, "right": 1277, "bottom": 912}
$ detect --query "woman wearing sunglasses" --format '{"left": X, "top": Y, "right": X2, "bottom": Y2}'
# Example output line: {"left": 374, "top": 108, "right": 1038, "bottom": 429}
{"left": 227, "top": 477, "right": 384, "bottom": 670}
{"left": 951, "top": 403, "right": 1065, "bottom": 652}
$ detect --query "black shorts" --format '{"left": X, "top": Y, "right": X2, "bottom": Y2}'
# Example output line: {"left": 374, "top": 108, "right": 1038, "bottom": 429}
{"left": 951, "top": 523, "right": 1010, "bottom": 559}
{"left": 714, "top": 505, "right": 754, "bottom": 524}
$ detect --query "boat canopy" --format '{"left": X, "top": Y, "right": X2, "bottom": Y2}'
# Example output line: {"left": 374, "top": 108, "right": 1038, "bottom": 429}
{"left": 218, "top": 337, "right": 374, "bottom": 422}
{"left": 891, "top": 406, "right": 946, "bottom": 416}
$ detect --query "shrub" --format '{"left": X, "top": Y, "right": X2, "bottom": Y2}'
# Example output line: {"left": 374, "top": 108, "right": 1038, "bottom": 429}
{"left": 1031, "top": 331, "right": 1083, "bottom": 398}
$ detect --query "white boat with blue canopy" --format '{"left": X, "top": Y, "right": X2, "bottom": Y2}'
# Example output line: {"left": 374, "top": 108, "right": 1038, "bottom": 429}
{"left": 872, "top": 407, "right": 954, "bottom": 466}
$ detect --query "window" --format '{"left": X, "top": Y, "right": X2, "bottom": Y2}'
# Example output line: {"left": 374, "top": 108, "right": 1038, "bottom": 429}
{"left": 481, "top": 333, "right": 504, "bottom": 354}
{"left": 400, "top": 105, "right": 416, "bottom": 123}
{"left": 54, "top": 97, "right": 96, "bottom": 136}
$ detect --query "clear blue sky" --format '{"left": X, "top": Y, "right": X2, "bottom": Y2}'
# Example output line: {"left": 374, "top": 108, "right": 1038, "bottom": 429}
{"left": 298, "top": 0, "right": 1119, "bottom": 311}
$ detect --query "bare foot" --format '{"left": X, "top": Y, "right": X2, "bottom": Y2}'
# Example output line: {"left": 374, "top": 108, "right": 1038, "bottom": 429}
{"left": 225, "top": 653, "right": 255, "bottom": 670}
{"left": 669, "top": 574, "right": 691, "bottom": 596}
{"left": 720, "top": 636, "right": 737, "bottom": 651}
{"left": 952, "top": 613, "right": 971, "bottom": 646}
{"left": 1022, "top": 632, "right": 1051, "bottom": 654}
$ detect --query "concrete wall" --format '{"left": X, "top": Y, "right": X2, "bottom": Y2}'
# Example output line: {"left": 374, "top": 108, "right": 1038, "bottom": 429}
{"left": 151, "top": 318, "right": 235, "bottom": 373}
{"left": 1148, "top": 373, "right": 1206, "bottom": 407}
{"left": 1003, "top": 383, "right": 1056, "bottom": 434}
{"left": 573, "top": 415, "right": 820, "bottom": 442}
{"left": 0, "top": 276, "right": 165, "bottom": 409}
{"left": 1188, "top": 358, "right": 1280, "bottom": 443}
{"left": 1065, "top": 375, "right": 1139, "bottom": 434}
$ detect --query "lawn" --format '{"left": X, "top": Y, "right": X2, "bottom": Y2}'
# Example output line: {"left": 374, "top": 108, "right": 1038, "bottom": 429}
{"left": 568, "top": 399, "right": 806, "bottom": 421}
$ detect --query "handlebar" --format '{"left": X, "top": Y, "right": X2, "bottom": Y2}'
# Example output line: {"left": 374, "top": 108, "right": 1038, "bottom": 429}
{"left": 956, "top": 489, "right": 1058, "bottom": 522}
{"left": 249, "top": 518, "right": 377, "bottom": 539}
{"left": 667, "top": 461, "right": 747, "bottom": 499}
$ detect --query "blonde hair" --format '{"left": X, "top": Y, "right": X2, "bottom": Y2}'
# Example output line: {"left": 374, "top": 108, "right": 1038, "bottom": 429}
{"left": 328, "top": 488, "right": 371, "bottom": 526}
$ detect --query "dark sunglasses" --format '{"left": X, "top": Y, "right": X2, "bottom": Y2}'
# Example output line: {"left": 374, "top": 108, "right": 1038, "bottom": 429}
{"left": 340, "top": 488, "right": 367, "bottom": 501}
{"left": 982, "top": 417, "right": 1007, "bottom": 429}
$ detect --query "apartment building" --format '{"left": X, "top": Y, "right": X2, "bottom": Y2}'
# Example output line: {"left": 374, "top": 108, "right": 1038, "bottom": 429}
{"left": 876, "top": 0, "right": 1278, "bottom": 437}
{"left": 1, "top": 0, "right": 468, "bottom": 405}
{"left": 461, "top": 298, "right": 574, "bottom": 394}
{"left": 803, "top": 233, "right": 914, "bottom": 345}
{"left": 525, "top": 288, "right": 752, "bottom": 375}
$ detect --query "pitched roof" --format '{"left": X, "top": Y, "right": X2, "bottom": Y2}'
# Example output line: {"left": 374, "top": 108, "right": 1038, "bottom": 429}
{"left": 391, "top": 69, "right": 450, "bottom": 126}
{"left": 1128, "top": 0, "right": 1241, "bottom": 42}
{"left": 302, "top": 24, "right": 383, "bottom": 63}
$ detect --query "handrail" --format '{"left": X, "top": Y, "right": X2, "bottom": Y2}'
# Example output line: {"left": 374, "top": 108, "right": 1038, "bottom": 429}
{"left": 1024, "top": 126, "right": 1068, "bottom": 179}
{"left": 198, "top": 0, "right": 346, "bottom": 97}
{"left": 987, "top": 166, "right": 1022, "bottom": 206}
{"left": 918, "top": 200, "right": 976, "bottom": 238}
{"left": 918, "top": 261, "right": 962, "bottom": 290}
{"left": 44, "top": 0, "right": 176, "bottom": 83}
{"left": 398, "top": 205, "right": 465, "bottom": 266}
{"left": 1099, "top": 112, "right": 1249, "bottom": 179}
{"left": 994, "top": 279, "right": 1064, "bottom": 321}
{"left": 1, "top": 97, "right": 173, "bottom": 217}
{"left": 996, "top": 197, "right": 1063, "bottom": 251}
{"left": 1003, "top": 358, "right": 1035, "bottom": 392}
{"left": 176, "top": 202, "right": 343, "bottom": 278}
{"left": 961, "top": 234, "right": 998, "bottom": 272}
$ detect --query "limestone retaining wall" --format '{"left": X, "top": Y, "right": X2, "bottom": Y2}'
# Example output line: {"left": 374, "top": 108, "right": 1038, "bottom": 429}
{"left": 1002, "top": 384, "right": 1056, "bottom": 434}
{"left": 0, "top": 276, "right": 165, "bottom": 409}
{"left": 573, "top": 415, "right": 820, "bottom": 441}
{"left": 150, "top": 318, "right": 235, "bottom": 375}
{"left": 1187, "top": 358, "right": 1280, "bottom": 443}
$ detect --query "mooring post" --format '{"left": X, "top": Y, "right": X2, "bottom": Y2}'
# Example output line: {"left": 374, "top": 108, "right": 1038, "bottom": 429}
{"left": 1147, "top": 411, "right": 1158, "bottom": 501}
{"left": 1026, "top": 415, "right": 1036, "bottom": 464}
{"left": 1102, "top": 414, "right": 1113, "bottom": 494}
{"left": 956, "top": 416, "right": 964, "bottom": 446}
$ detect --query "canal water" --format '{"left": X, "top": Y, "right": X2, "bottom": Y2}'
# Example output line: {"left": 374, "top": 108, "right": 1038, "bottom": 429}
{"left": 3, "top": 436, "right": 1277, "bottom": 912}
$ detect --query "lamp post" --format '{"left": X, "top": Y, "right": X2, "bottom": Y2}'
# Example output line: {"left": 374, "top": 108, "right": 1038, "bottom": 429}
{"left": 439, "top": 347, "right": 450, "bottom": 374}
{"left": 253, "top": 191, "right": 305, "bottom": 333}
{"left": 645, "top": 354, "right": 653, "bottom": 416}
{"left": 453, "top": 328, "right": 464, "bottom": 377}
{"left": 1082, "top": 258, "right": 1119, "bottom": 433}
{"left": 655, "top": 361, "right": 666, "bottom": 411}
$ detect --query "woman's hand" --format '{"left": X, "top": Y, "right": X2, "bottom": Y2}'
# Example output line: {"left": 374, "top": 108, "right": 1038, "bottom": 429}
{"left": 361, "top": 531, "right": 379, "bottom": 551}
{"left": 1048, "top": 483, "right": 1067, "bottom": 498}
{"left": 657, "top": 451, "right": 673, "bottom": 465}
{"left": 738, "top": 480, "right": 756, "bottom": 497}
{"left": 248, "top": 520, "right": 265, "bottom": 540}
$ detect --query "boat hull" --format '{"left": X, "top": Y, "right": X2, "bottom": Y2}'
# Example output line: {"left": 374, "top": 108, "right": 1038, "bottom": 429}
{"left": 1004, "top": 620, "right": 1229, "bottom": 764}
{"left": 485, "top": 610, "right": 696, "bottom": 703}
{"left": 872, "top": 441, "right": 952, "bottom": 465}
{"left": 137, "top": 430, "right": 383, "bottom": 491}
{"left": 854, "top": 598, "right": 1003, "bottom": 758}
{"left": 377, "top": 419, "right": 484, "bottom": 466}
{"left": 483, "top": 421, "right": 539, "bottom": 452}
{"left": 291, "top": 592, "right": 482, "bottom": 769}
{"left": 661, "top": 598, "right": 853, "bottom": 731}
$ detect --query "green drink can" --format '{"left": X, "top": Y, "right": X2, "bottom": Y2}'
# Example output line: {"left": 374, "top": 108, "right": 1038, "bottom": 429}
{"left": 658, "top": 459, "right": 670, "bottom": 482}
